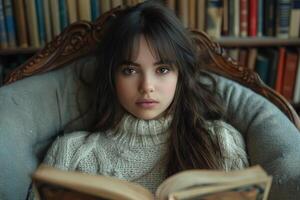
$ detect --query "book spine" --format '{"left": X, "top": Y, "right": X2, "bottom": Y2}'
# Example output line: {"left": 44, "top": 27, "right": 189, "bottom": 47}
{"left": 188, "top": 0, "right": 196, "bottom": 29}
{"left": 255, "top": 54, "right": 270, "bottom": 84}
{"left": 266, "top": 49, "right": 279, "bottom": 88}
{"left": 0, "top": 59, "right": 3, "bottom": 85}
{"left": 240, "top": 0, "right": 248, "bottom": 37}
{"left": 25, "top": 0, "right": 40, "bottom": 47}
{"left": 59, "top": 0, "right": 69, "bottom": 30}
{"left": 222, "top": 0, "right": 229, "bottom": 35}
{"left": 257, "top": 0, "right": 264, "bottom": 36}
{"left": 206, "top": 0, "right": 223, "bottom": 38}
{"left": 35, "top": 0, "right": 46, "bottom": 47}
{"left": 3, "top": 0, "right": 16, "bottom": 47}
{"left": 0, "top": 0, "right": 8, "bottom": 48}
{"left": 229, "top": 0, "right": 240, "bottom": 36}
{"left": 178, "top": 0, "right": 189, "bottom": 28}
{"left": 247, "top": 48, "right": 258, "bottom": 70}
{"left": 66, "top": 0, "right": 77, "bottom": 24}
{"left": 248, "top": 0, "right": 257, "bottom": 36}
{"left": 289, "top": 0, "right": 300, "bottom": 37}
{"left": 166, "top": 0, "right": 176, "bottom": 12}
{"left": 13, "top": 0, "right": 28, "bottom": 48}
{"left": 293, "top": 50, "right": 300, "bottom": 103}
{"left": 196, "top": 0, "right": 206, "bottom": 31}
{"left": 78, "top": 0, "right": 91, "bottom": 21}
{"left": 275, "top": 47, "right": 286, "bottom": 93}
{"left": 238, "top": 48, "right": 248, "bottom": 67}
{"left": 43, "top": 0, "right": 52, "bottom": 42}
{"left": 111, "top": 0, "right": 123, "bottom": 8}
{"left": 282, "top": 50, "right": 298, "bottom": 101}
{"left": 50, "top": 0, "right": 61, "bottom": 37}
{"left": 100, "top": 0, "right": 111, "bottom": 13}
{"left": 91, "top": 0, "right": 100, "bottom": 21}
{"left": 264, "top": 0, "right": 275, "bottom": 36}
{"left": 276, "top": 0, "right": 291, "bottom": 38}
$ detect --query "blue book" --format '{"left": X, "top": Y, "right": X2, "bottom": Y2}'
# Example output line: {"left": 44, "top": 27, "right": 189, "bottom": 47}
{"left": 264, "top": 48, "right": 279, "bottom": 88}
{"left": 35, "top": 0, "right": 46, "bottom": 46}
{"left": 3, "top": 0, "right": 16, "bottom": 47}
{"left": 91, "top": 0, "right": 100, "bottom": 21}
{"left": 59, "top": 0, "right": 69, "bottom": 30}
{"left": 255, "top": 54, "right": 270, "bottom": 84}
{"left": 257, "top": 0, "right": 264, "bottom": 36}
{"left": 276, "top": 0, "right": 292, "bottom": 38}
{"left": 0, "top": 0, "right": 8, "bottom": 48}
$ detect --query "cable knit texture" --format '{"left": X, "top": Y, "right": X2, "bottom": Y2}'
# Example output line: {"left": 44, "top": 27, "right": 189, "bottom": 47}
{"left": 31, "top": 114, "right": 249, "bottom": 198}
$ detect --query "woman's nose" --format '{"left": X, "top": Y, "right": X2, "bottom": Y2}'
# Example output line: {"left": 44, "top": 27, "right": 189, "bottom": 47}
{"left": 139, "top": 75, "right": 155, "bottom": 94}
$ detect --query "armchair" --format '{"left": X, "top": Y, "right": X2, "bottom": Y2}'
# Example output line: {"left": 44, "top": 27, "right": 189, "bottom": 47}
{"left": 0, "top": 7, "right": 299, "bottom": 200}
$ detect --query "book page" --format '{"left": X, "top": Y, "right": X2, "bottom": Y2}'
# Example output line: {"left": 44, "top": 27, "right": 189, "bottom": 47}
{"left": 32, "top": 165, "right": 154, "bottom": 200}
{"left": 156, "top": 166, "right": 270, "bottom": 200}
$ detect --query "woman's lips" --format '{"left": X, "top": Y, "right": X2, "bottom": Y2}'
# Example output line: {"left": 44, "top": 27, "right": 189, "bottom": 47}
{"left": 136, "top": 99, "right": 159, "bottom": 108}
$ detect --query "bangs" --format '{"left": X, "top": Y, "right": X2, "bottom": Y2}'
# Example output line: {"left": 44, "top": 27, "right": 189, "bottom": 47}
{"left": 114, "top": 26, "right": 179, "bottom": 68}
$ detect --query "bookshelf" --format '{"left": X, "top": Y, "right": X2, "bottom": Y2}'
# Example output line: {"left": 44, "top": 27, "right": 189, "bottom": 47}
{"left": 0, "top": 0, "right": 300, "bottom": 114}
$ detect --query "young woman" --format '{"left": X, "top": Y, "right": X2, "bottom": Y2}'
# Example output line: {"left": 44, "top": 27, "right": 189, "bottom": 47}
{"left": 29, "top": 1, "right": 248, "bottom": 197}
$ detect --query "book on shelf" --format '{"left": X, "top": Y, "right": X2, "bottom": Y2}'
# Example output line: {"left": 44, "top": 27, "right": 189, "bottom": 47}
{"left": 3, "top": 0, "right": 16, "bottom": 48}
{"left": 188, "top": 0, "right": 196, "bottom": 29}
{"left": 178, "top": 0, "right": 189, "bottom": 28}
{"left": 66, "top": 0, "right": 78, "bottom": 24}
{"left": 264, "top": 48, "right": 279, "bottom": 88}
{"left": 282, "top": 49, "right": 299, "bottom": 101}
{"left": 59, "top": 0, "right": 69, "bottom": 30}
{"left": 78, "top": 0, "right": 92, "bottom": 21}
{"left": 289, "top": 0, "right": 300, "bottom": 38}
{"left": 248, "top": 0, "right": 257, "bottom": 37}
{"left": 228, "top": 0, "right": 240, "bottom": 37}
{"left": 264, "top": 0, "right": 276, "bottom": 36}
{"left": 276, "top": 0, "right": 292, "bottom": 38}
{"left": 255, "top": 53, "right": 270, "bottom": 84}
{"left": 13, "top": 0, "right": 28, "bottom": 48}
{"left": 24, "top": 0, "right": 40, "bottom": 48}
{"left": 196, "top": 0, "right": 206, "bottom": 31}
{"left": 31, "top": 164, "right": 272, "bottom": 200}
{"left": 36, "top": 0, "right": 46, "bottom": 47}
{"left": 275, "top": 47, "right": 287, "bottom": 93}
{"left": 293, "top": 49, "right": 300, "bottom": 103}
{"left": 0, "top": 0, "right": 8, "bottom": 49}
{"left": 239, "top": 0, "right": 248, "bottom": 37}
{"left": 206, "top": 0, "right": 223, "bottom": 38}
{"left": 49, "top": 0, "right": 61, "bottom": 37}
{"left": 91, "top": 0, "right": 101, "bottom": 21}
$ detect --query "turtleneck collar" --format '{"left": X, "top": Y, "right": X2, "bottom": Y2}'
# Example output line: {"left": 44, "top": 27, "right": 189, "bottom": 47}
{"left": 106, "top": 113, "right": 172, "bottom": 147}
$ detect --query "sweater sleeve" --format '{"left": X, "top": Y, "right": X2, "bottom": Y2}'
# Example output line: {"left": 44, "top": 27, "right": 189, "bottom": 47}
{"left": 206, "top": 120, "right": 249, "bottom": 170}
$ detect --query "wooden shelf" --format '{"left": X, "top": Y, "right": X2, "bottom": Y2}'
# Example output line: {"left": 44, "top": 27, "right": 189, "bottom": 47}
{"left": 0, "top": 47, "right": 40, "bottom": 55}
{"left": 216, "top": 37, "right": 300, "bottom": 47}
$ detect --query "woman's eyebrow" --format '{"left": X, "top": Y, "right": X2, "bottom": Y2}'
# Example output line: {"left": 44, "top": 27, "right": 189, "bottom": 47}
{"left": 120, "top": 60, "right": 174, "bottom": 66}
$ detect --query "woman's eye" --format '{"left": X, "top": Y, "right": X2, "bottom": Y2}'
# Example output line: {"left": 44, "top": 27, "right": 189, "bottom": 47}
{"left": 122, "top": 67, "right": 136, "bottom": 75}
{"left": 157, "top": 67, "right": 170, "bottom": 74}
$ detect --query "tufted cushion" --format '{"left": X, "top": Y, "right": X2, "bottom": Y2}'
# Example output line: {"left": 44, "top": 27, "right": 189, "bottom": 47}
{"left": 0, "top": 55, "right": 299, "bottom": 200}
{"left": 213, "top": 74, "right": 300, "bottom": 200}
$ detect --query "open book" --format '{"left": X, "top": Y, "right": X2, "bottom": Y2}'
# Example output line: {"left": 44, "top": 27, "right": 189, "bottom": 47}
{"left": 32, "top": 164, "right": 272, "bottom": 200}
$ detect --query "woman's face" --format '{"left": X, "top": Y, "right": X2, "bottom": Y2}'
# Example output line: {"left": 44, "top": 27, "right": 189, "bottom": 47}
{"left": 115, "top": 36, "right": 178, "bottom": 120}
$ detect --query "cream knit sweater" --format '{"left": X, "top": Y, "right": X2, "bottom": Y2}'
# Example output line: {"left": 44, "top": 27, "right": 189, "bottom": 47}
{"left": 37, "top": 114, "right": 249, "bottom": 195}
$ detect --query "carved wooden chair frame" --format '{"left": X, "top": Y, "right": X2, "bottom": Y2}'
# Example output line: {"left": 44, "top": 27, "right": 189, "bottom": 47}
{"left": 4, "top": 7, "right": 300, "bottom": 130}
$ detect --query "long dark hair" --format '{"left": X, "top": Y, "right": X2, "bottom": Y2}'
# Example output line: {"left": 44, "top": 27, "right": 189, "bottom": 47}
{"left": 91, "top": 1, "right": 225, "bottom": 176}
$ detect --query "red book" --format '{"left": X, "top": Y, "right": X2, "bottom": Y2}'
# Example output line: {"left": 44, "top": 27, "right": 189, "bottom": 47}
{"left": 275, "top": 48, "right": 286, "bottom": 93}
{"left": 248, "top": 0, "right": 257, "bottom": 36}
{"left": 240, "top": 0, "right": 248, "bottom": 37}
{"left": 282, "top": 50, "right": 299, "bottom": 101}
